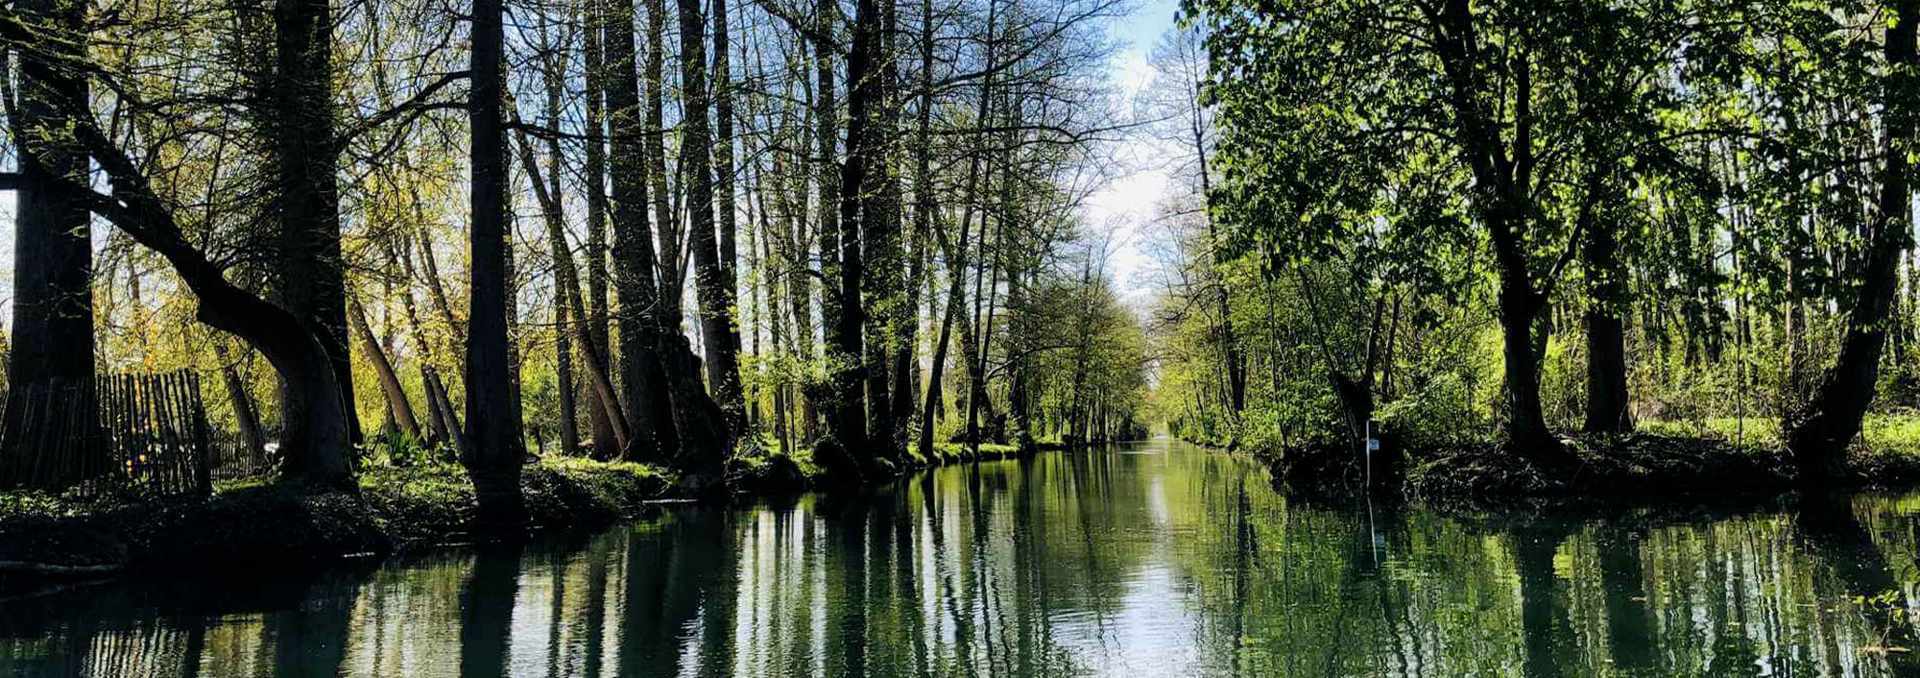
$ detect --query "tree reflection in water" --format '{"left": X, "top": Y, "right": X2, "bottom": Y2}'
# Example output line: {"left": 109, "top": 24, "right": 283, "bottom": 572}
{"left": 6, "top": 438, "right": 1920, "bottom": 677}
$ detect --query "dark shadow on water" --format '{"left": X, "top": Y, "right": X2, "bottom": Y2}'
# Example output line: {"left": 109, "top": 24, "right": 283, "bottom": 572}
{"left": 268, "top": 567, "right": 360, "bottom": 678}
{"left": 458, "top": 542, "right": 520, "bottom": 678}
{"left": 10, "top": 440, "right": 1920, "bottom": 677}
{"left": 1513, "top": 524, "right": 1574, "bottom": 678}
{"left": 1797, "top": 492, "right": 1920, "bottom": 677}
{"left": 1595, "top": 526, "right": 1654, "bottom": 673}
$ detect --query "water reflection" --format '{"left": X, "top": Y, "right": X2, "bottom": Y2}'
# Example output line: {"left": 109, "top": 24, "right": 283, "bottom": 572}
{"left": 6, "top": 437, "right": 1920, "bottom": 677}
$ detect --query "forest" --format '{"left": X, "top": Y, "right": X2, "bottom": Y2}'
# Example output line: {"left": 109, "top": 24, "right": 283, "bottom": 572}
{"left": 15, "top": 0, "right": 1920, "bottom": 676}
{"left": 1, "top": 0, "right": 1919, "bottom": 550}
{"left": 1151, "top": 0, "right": 1920, "bottom": 496}
{"left": 0, "top": 0, "right": 1152, "bottom": 526}
{"left": 2, "top": 0, "right": 1920, "bottom": 540}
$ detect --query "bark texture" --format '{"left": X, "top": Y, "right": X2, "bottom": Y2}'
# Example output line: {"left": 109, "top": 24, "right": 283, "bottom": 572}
{"left": 3, "top": 0, "right": 97, "bottom": 485}
{"left": 1785, "top": 0, "right": 1918, "bottom": 486}
{"left": 465, "top": 0, "right": 529, "bottom": 526}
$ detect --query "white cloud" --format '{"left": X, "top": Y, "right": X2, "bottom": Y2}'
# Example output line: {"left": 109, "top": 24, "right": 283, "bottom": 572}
{"left": 1082, "top": 163, "right": 1168, "bottom": 308}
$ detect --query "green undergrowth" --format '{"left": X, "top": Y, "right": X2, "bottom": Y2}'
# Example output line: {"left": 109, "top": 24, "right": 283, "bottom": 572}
{"left": 0, "top": 456, "right": 676, "bottom": 579}
{"left": 1634, "top": 414, "right": 1920, "bottom": 488}
{"left": 727, "top": 442, "right": 818, "bottom": 494}
{"left": 1, "top": 436, "right": 1087, "bottom": 581}
{"left": 1403, "top": 433, "right": 1791, "bottom": 502}
{"left": 734, "top": 431, "right": 1037, "bottom": 489}
{"left": 355, "top": 457, "right": 673, "bottom": 545}
{"left": 1205, "top": 413, "right": 1920, "bottom": 505}
{"left": 925, "top": 442, "right": 1022, "bottom": 465}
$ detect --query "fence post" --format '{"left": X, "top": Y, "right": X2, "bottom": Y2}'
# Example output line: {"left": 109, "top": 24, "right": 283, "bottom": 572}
{"left": 189, "top": 372, "right": 213, "bottom": 495}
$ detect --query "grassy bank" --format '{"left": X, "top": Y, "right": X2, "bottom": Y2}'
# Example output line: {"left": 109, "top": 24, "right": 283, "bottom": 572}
{"left": 1194, "top": 415, "right": 1920, "bottom": 506}
{"left": 0, "top": 457, "right": 674, "bottom": 584}
{"left": 743, "top": 431, "right": 1037, "bottom": 484}
{"left": 0, "top": 436, "right": 1065, "bottom": 586}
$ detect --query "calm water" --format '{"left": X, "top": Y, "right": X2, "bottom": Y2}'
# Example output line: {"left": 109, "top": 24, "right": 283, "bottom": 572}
{"left": 6, "top": 436, "right": 1920, "bottom": 677}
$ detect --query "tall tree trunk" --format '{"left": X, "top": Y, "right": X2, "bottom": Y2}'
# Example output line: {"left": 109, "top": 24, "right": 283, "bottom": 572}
{"left": 824, "top": 0, "right": 885, "bottom": 473}
{"left": 919, "top": 206, "right": 974, "bottom": 460}
{"left": 1191, "top": 88, "right": 1243, "bottom": 416}
{"left": 1430, "top": 1, "right": 1565, "bottom": 464}
{"left": 511, "top": 127, "right": 632, "bottom": 452}
{"left": 2, "top": 0, "right": 96, "bottom": 487}
{"left": 862, "top": 0, "right": 906, "bottom": 455}
{"left": 271, "top": 0, "right": 360, "bottom": 445}
{"left": 1786, "top": 0, "right": 1918, "bottom": 486}
{"left": 764, "top": 205, "right": 793, "bottom": 452}
{"left": 425, "top": 366, "right": 469, "bottom": 456}
{"left": 783, "top": 78, "right": 819, "bottom": 444}
{"left": 397, "top": 238, "right": 449, "bottom": 447}
{"left": 214, "top": 342, "right": 267, "bottom": 463}
{"left": 607, "top": 0, "right": 681, "bottom": 462}
{"left": 966, "top": 119, "right": 1012, "bottom": 449}
{"left": 1583, "top": 195, "right": 1633, "bottom": 434}
{"left": 1066, "top": 255, "right": 1096, "bottom": 443}
{"left": 538, "top": 51, "right": 581, "bottom": 457}
{"left": 921, "top": 0, "right": 995, "bottom": 458}
{"left": 677, "top": 0, "right": 750, "bottom": 436}
{"left": 812, "top": 0, "right": 843, "bottom": 450}
{"left": 552, "top": 300, "right": 582, "bottom": 455}
{"left": 349, "top": 296, "right": 423, "bottom": 441}
{"left": 712, "top": 0, "right": 739, "bottom": 285}
{"left": 645, "top": 0, "right": 680, "bottom": 323}
{"left": 902, "top": 0, "right": 937, "bottom": 453}
{"left": 1495, "top": 281, "right": 1558, "bottom": 454}
{"left": 465, "top": 0, "right": 528, "bottom": 526}
{"left": 959, "top": 85, "right": 1005, "bottom": 444}
{"left": 582, "top": 0, "right": 620, "bottom": 459}
{"left": 1006, "top": 259, "right": 1033, "bottom": 450}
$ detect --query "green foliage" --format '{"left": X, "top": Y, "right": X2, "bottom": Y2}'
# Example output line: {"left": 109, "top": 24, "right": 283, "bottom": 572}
{"left": 358, "top": 456, "right": 672, "bottom": 543}
{"left": 0, "top": 490, "right": 103, "bottom": 523}
{"left": 363, "top": 426, "right": 435, "bottom": 468}
{"left": 1148, "top": 0, "right": 1920, "bottom": 479}
{"left": 1376, "top": 373, "right": 1492, "bottom": 451}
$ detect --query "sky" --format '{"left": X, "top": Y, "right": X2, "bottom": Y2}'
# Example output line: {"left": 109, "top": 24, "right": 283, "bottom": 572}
{"left": 1082, "top": 0, "right": 1183, "bottom": 310}
{"left": 0, "top": 0, "right": 1186, "bottom": 326}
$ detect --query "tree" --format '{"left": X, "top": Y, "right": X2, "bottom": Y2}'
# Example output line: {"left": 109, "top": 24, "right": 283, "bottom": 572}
{"left": 1140, "top": 24, "right": 1242, "bottom": 417}
{"left": 604, "top": 0, "right": 680, "bottom": 462}
{"left": 269, "top": 0, "right": 360, "bottom": 445}
{"left": 349, "top": 295, "right": 422, "bottom": 441}
{"left": 1785, "top": 0, "right": 1918, "bottom": 485}
{"left": 1, "top": 0, "right": 96, "bottom": 485}
{"left": 677, "top": 0, "right": 750, "bottom": 435}
{"left": 464, "top": 0, "right": 527, "bottom": 525}
{"left": 820, "top": 0, "right": 878, "bottom": 473}
{"left": 582, "top": 0, "right": 621, "bottom": 459}
{"left": 1193, "top": 0, "right": 1693, "bottom": 463}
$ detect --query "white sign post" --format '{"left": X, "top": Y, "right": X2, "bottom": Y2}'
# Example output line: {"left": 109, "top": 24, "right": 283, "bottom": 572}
{"left": 1363, "top": 420, "right": 1378, "bottom": 492}
{"left": 1363, "top": 419, "right": 1382, "bottom": 566}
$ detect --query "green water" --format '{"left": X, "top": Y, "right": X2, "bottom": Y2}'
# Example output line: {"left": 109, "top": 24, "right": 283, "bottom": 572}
{"left": 5, "top": 437, "right": 1920, "bottom": 677}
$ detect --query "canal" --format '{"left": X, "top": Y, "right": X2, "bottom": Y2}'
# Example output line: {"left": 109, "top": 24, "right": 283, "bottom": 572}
{"left": 4, "top": 436, "right": 1918, "bottom": 676}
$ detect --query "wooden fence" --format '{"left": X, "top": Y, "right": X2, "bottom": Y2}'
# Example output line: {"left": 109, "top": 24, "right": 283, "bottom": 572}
{"left": 97, "top": 371, "right": 214, "bottom": 496}
{"left": 0, "top": 370, "right": 235, "bottom": 496}
{"left": 0, "top": 377, "right": 109, "bottom": 491}
{"left": 208, "top": 427, "right": 273, "bottom": 482}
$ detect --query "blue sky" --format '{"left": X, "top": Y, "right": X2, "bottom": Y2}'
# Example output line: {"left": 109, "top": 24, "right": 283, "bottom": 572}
{"left": 0, "top": 0, "right": 1187, "bottom": 325}
{"left": 1085, "top": 0, "right": 1183, "bottom": 308}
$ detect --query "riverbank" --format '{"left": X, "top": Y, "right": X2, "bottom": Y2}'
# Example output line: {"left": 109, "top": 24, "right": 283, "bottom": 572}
{"left": 0, "top": 437, "right": 1051, "bottom": 590}
{"left": 1189, "top": 417, "right": 1920, "bottom": 508}
{"left": 0, "top": 457, "right": 674, "bottom": 587}
{"left": 5, "top": 436, "right": 1912, "bottom": 677}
